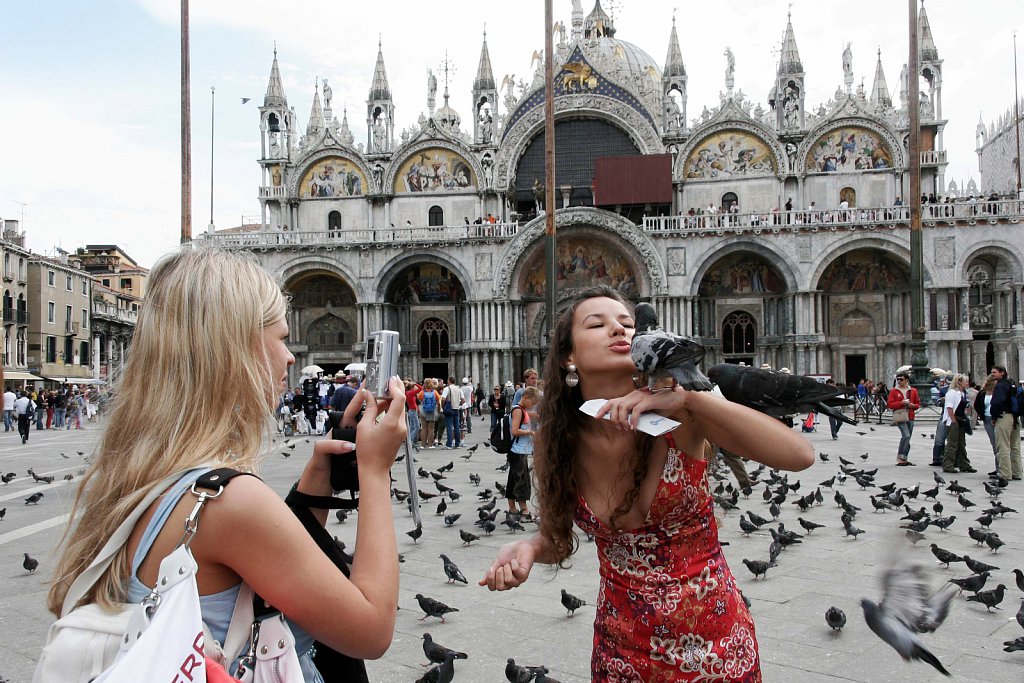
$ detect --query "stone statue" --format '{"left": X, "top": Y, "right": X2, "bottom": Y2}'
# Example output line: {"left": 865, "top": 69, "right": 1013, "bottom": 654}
{"left": 723, "top": 47, "right": 735, "bottom": 89}
{"left": 842, "top": 43, "right": 853, "bottom": 85}
{"left": 481, "top": 153, "right": 494, "bottom": 187}
{"left": 533, "top": 178, "right": 544, "bottom": 213}
{"left": 271, "top": 165, "right": 282, "bottom": 186}
{"left": 783, "top": 85, "right": 800, "bottom": 128}
{"left": 665, "top": 93, "right": 681, "bottom": 131}
{"left": 478, "top": 106, "right": 493, "bottom": 144}
{"left": 785, "top": 142, "right": 798, "bottom": 171}
{"left": 372, "top": 118, "right": 387, "bottom": 152}
{"left": 371, "top": 163, "right": 384, "bottom": 192}
{"left": 427, "top": 69, "right": 437, "bottom": 115}
{"left": 919, "top": 90, "right": 934, "bottom": 118}
{"left": 322, "top": 79, "right": 333, "bottom": 110}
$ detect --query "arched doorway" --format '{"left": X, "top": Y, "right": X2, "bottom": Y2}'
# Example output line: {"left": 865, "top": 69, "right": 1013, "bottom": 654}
{"left": 722, "top": 192, "right": 738, "bottom": 212}
{"left": 840, "top": 187, "right": 856, "bottom": 207}
{"left": 285, "top": 272, "right": 359, "bottom": 378}
{"left": 721, "top": 310, "right": 756, "bottom": 366}
{"left": 419, "top": 318, "right": 450, "bottom": 380}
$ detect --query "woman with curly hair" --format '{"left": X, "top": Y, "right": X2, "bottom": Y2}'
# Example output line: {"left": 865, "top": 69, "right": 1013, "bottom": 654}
{"left": 480, "top": 286, "right": 813, "bottom": 682}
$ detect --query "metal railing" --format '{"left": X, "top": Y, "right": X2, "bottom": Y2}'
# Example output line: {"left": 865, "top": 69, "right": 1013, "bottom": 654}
{"left": 204, "top": 222, "right": 522, "bottom": 249}
{"left": 643, "top": 199, "right": 1024, "bottom": 236}
{"left": 92, "top": 301, "right": 138, "bottom": 324}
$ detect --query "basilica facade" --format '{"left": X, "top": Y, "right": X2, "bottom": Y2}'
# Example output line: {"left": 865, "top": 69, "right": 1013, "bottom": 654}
{"left": 207, "top": 1, "right": 1024, "bottom": 389}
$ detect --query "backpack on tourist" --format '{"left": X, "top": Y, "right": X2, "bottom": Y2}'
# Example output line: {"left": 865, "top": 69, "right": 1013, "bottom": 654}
{"left": 490, "top": 405, "right": 521, "bottom": 454}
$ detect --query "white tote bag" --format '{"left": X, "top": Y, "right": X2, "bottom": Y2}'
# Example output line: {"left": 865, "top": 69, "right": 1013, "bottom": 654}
{"left": 93, "top": 543, "right": 209, "bottom": 683}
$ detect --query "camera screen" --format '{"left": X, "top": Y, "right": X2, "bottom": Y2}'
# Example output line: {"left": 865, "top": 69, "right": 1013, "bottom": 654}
{"left": 366, "top": 338, "right": 375, "bottom": 360}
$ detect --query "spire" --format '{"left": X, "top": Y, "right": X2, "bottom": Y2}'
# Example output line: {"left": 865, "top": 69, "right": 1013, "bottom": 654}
{"left": 584, "top": 0, "right": 615, "bottom": 39}
{"left": 369, "top": 38, "right": 392, "bottom": 101}
{"left": 778, "top": 11, "right": 803, "bottom": 75}
{"left": 264, "top": 46, "right": 287, "bottom": 107}
{"left": 306, "top": 82, "right": 324, "bottom": 133}
{"left": 474, "top": 29, "right": 495, "bottom": 91}
{"left": 919, "top": 0, "right": 939, "bottom": 61}
{"left": 664, "top": 16, "right": 686, "bottom": 78}
{"left": 339, "top": 106, "right": 354, "bottom": 147}
{"left": 870, "top": 49, "right": 891, "bottom": 108}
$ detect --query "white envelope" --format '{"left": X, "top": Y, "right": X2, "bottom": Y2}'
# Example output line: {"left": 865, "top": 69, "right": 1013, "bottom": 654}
{"left": 579, "top": 399, "right": 681, "bottom": 437}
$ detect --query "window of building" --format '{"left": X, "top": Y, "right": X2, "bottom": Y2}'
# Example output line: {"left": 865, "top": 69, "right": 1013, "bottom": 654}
{"left": 82, "top": 279, "right": 88, "bottom": 295}
{"left": 66, "top": 305, "right": 73, "bottom": 329}
{"left": 47, "top": 301, "right": 55, "bottom": 324}
{"left": 82, "top": 308, "right": 88, "bottom": 328}
{"left": 80, "top": 340, "right": 89, "bottom": 365}
{"left": 48, "top": 270, "right": 55, "bottom": 287}
{"left": 418, "top": 318, "right": 450, "bottom": 359}
{"left": 16, "top": 328, "right": 25, "bottom": 366}
{"left": 328, "top": 211, "right": 342, "bottom": 232}
{"left": 428, "top": 205, "right": 444, "bottom": 226}
{"left": 3, "top": 253, "right": 9, "bottom": 279}
{"left": 102, "top": 278, "right": 110, "bottom": 287}
{"left": 66, "top": 274, "right": 72, "bottom": 291}
{"left": 45, "top": 336, "right": 56, "bottom": 363}
{"left": 120, "top": 278, "right": 132, "bottom": 290}
{"left": 722, "top": 311, "right": 756, "bottom": 355}
{"left": 18, "top": 258, "right": 24, "bottom": 281}
{"left": 64, "top": 336, "right": 73, "bottom": 362}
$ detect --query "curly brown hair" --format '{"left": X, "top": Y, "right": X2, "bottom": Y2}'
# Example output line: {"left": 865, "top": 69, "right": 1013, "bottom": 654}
{"left": 535, "top": 286, "right": 654, "bottom": 566}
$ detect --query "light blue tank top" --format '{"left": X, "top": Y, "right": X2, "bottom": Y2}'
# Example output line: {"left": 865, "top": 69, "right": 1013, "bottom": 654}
{"left": 125, "top": 468, "right": 323, "bottom": 682}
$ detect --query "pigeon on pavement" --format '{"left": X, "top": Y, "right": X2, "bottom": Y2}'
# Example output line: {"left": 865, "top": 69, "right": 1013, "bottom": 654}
{"left": 742, "top": 559, "right": 769, "bottom": 579}
{"left": 560, "top": 589, "right": 587, "bottom": 617}
{"left": 421, "top": 632, "right": 468, "bottom": 666}
{"left": 415, "top": 594, "right": 459, "bottom": 622}
{"left": 965, "top": 584, "right": 1006, "bottom": 612}
{"left": 23, "top": 553, "right": 38, "bottom": 573}
{"left": 825, "top": 606, "right": 846, "bottom": 633}
{"left": 24, "top": 492, "right": 43, "bottom": 505}
{"left": 459, "top": 529, "right": 479, "bottom": 545}
{"left": 439, "top": 554, "right": 468, "bottom": 584}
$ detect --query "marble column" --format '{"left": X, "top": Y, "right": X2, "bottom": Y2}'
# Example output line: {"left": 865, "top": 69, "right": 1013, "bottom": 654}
{"left": 960, "top": 289, "right": 970, "bottom": 331}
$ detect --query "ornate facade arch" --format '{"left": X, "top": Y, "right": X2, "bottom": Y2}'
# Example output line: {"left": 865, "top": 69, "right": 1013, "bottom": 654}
{"left": 287, "top": 147, "right": 374, "bottom": 198}
{"left": 276, "top": 255, "right": 364, "bottom": 300}
{"left": 806, "top": 235, "right": 915, "bottom": 291}
{"left": 383, "top": 138, "right": 483, "bottom": 195}
{"left": 494, "top": 97, "right": 664, "bottom": 190}
{"left": 492, "top": 207, "right": 667, "bottom": 299}
{"left": 796, "top": 116, "right": 906, "bottom": 176}
{"left": 688, "top": 240, "right": 800, "bottom": 298}
{"left": 957, "top": 241, "right": 1024, "bottom": 282}
{"left": 673, "top": 120, "right": 787, "bottom": 181}
{"left": 373, "top": 249, "right": 476, "bottom": 302}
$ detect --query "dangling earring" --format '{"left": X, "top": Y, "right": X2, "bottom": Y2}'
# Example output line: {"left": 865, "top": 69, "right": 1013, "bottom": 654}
{"left": 565, "top": 363, "right": 579, "bottom": 388}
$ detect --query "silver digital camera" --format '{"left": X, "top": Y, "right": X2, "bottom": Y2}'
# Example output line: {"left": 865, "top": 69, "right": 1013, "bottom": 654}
{"left": 364, "top": 330, "right": 400, "bottom": 398}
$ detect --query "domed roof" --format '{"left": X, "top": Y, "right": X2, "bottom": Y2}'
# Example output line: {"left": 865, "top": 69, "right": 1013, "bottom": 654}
{"left": 590, "top": 35, "right": 661, "bottom": 85}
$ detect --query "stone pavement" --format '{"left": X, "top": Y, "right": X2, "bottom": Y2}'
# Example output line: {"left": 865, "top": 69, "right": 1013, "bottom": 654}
{"left": 0, "top": 413, "right": 1021, "bottom": 682}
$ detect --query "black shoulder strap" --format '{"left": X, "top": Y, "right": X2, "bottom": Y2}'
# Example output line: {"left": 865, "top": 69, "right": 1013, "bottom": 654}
{"left": 194, "top": 467, "right": 257, "bottom": 491}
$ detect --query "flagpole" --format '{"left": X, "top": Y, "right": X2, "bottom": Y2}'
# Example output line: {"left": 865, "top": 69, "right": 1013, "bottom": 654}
{"left": 180, "top": 0, "right": 192, "bottom": 244}
{"left": 209, "top": 85, "right": 216, "bottom": 233}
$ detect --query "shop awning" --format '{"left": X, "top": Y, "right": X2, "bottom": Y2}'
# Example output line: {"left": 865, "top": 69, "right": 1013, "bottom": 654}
{"left": 45, "top": 376, "right": 106, "bottom": 385}
{"left": 3, "top": 371, "right": 46, "bottom": 381}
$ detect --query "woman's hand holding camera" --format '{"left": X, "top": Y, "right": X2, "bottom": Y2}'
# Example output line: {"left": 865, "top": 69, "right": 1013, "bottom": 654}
{"left": 351, "top": 376, "right": 407, "bottom": 477}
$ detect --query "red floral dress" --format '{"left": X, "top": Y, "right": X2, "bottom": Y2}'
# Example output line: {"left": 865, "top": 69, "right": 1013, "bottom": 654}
{"left": 575, "top": 439, "right": 761, "bottom": 682}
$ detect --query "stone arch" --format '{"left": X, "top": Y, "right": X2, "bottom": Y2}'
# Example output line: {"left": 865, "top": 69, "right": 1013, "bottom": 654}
{"left": 495, "top": 98, "right": 664, "bottom": 190}
{"left": 384, "top": 139, "right": 482, "bottom": 195}
{"left": 836, "top": 308, "right": 878, "bottom": 338}
{"left": 807, "top": 236, "right": 917, "bottom": 291}
{"left": 797, "top": 117, "right": 905, "bottom": 175}
{"left": 688, "top": 241, "right": 799, "bottom": 298}
{"left": 956, "top": 241, "right": 1024, "bottom": 283}
{"left": 373, "top": 250, "right": 475, "bottom": 303}
{"left": 493, "top": 207, "right": 667, "bottom": 299}
{"left": 674, "top": 121, "right": 786, "bottom": 181}
{"left": 305, "top": 313, "right": 354, "bottom": 349}
{"left": 276, "top": 255, "right": 364, "bottom": 301}
{"left": 289, "top": 149, "right": 373, "bottom": 198}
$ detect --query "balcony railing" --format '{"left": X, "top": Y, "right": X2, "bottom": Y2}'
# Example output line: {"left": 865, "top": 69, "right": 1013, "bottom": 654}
{"left": 204, "top": 222, "right": 522, "bottom": 249}
{"left": 1, "top": 308, "right": 11, "bottom": 323}
{"left": 258, "top": 186, "right": 288, "bottom": 199}
{"left": 643, "top": 199, "right": 1024, "bottom": 236}
{"left": 92, "top": 301, "right": 138, "bottom": 324}
{"left": 920, "top": 150, "right": 947, "bottom": 165}
{"left": 65, "top": 321, "right": 80, "bottom": 335}
{"left": 16, "top": 310, "right": 29, "bottom": 325}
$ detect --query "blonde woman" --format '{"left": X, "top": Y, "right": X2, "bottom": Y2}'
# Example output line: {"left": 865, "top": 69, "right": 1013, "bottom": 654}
{"left": 941, "top": 373, "right": 975, "bottom": 473}
{"left": 43, "top": 248, "right": 407, "bottom": 682}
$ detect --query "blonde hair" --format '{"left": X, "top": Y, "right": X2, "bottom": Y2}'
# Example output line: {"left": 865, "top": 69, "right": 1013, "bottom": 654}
{"left": 950, "top": 373, "right": 968, "bottom": 390}
{"left": 47, "top": 247, "right": 287, "bottom": 615}
{"left": 520, "top": 386, "right": 540, "bottom": 403}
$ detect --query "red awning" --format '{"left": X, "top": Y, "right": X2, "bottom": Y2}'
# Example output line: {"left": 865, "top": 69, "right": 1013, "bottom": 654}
{"left": 593, "top": 154, "right": 673, "bottom": 206}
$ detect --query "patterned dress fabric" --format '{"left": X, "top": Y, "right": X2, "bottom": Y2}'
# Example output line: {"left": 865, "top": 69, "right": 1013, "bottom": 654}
{"left": 575, "top": 441, "right": 761, "bottom": 682}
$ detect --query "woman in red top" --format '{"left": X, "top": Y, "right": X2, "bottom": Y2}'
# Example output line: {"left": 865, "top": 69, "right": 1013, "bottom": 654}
{"left": 480, "top": 286, "right": 814, "bottom": 682}
{"left": 887, "top": 372, "right": 921, "bottom": 465}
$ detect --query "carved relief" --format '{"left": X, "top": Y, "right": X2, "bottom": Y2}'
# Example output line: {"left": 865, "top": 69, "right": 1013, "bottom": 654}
{"left": 667, "top": 247, "right": 686, "bottom": 276}
{"left": 359, "top": 251, "right": 373, "bottom": 278}
{"left": 934, "top": 237, "right": 955, "bottom": 268}
{"left": 475, "top": 253, "right": 492, "bottom": 281}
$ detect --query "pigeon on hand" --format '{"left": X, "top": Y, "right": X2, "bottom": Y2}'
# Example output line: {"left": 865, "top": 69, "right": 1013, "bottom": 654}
{"left": 415, "top": 594, "right": 459, "bottom": 622}
{"left": 23, "top": 553, "right": 38, "bottom": 573}
{"left": 560, "top": 588, "right": 587, "bottom": 617}
{"left": 708, "top": 363, "right": 857, "bottom": 425}
{"left": 421, "top": 632, "right": 468, "bottom": 666}
{"left": 631, "top": 302, "right": 713, "bottom": 392}
{"left": 439, "top": 554, "right": 468, "bottom": 584}
{"left": 825, "top": 606, "right": 846, "bottom": 632}
{"left": 860, "top": 559, "right": 954, "bottom": 676}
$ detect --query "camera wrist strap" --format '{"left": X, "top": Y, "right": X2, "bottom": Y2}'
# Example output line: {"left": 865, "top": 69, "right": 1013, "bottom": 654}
{"left": 285, "top": 484, "right": 360, "bottom": 510}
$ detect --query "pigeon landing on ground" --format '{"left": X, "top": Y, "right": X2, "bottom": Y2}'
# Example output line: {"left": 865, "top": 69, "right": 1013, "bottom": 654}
{"left": 825, "top": 606, "right": 846, "bottom": 633}
{"left": 631, "top": 302, "right": 713, "bottom": 391}
{"left": 560, "top": 588, "right": 587, "bottom": 617}
{"left": 708, "top": 363, "right": 857, "bottom": 426}
{"left": 421, "top": 633, "right": 468, "bottom": 666}
{"left": 23, "top": 553, "right": 38, "bottom": 573}
{"left": 415, "top": 594, "right": 459, "bottom": 622}
{"left": 860, "top": 559, "right": 954, "bottom": 677}
{"left": 24, "top": 492, "right": 43, "bottom": 505}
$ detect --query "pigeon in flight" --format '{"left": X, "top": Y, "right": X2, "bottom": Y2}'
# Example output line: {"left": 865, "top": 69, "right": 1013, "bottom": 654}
{"left": 630, "top": 302, "right": 713, "bottom": 391}
{"left": 860, "top": 559, "right": 954, "bottom": 676}
{"left": 709, "top": 363, "right": 857, "bottom": 426}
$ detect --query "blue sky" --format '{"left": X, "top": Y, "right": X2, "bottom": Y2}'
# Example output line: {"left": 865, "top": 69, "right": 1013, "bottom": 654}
{"left": 3, "top": 0, "right": 1021, "bottom": 268}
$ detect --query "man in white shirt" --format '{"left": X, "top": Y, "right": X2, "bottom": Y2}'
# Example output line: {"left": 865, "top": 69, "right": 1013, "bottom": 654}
{"left": 460, "top": 378, "right": 474, "bottom": 435}
{"left": 441, "top": 377, "right": 464, "bottom": 448}
{"left": 13, "top": 391, "right": 35, "bottom": 444}
{"left": 2, "top": 387, "right": 15, "bottom": 432}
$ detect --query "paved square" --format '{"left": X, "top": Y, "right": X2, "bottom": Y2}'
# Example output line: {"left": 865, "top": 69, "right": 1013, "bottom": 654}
{"left": 1, "top": 413, "right": 1021, "bottom": 682}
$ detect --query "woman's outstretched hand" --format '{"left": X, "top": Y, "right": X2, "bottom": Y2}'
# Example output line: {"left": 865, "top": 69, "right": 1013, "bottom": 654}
{"left": 594, "top": 386, "right": 688, "bottom": 432}
{"left": 479, "top": 538, "right": 538, "bottom": 591}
